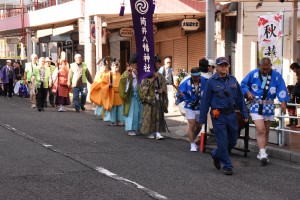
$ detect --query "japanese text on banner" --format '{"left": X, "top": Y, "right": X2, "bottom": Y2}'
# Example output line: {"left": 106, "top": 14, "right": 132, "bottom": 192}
{"left": 258, "top": 13, "right": 284, "bottom": 73}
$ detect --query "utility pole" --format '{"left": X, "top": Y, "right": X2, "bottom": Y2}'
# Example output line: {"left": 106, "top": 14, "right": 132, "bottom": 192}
{"left": 206, "top": 0, "right": 215, "bottom": 60}
{"left": 292, "top": 0, "right": 298, "bottom": 62}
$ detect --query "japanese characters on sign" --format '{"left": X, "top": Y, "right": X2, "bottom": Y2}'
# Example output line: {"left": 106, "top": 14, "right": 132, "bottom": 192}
{"left": 130, "top": 0, "right": 155, "bottom": 83}
{"left": 181, "top": 19, "right": 200, "bottom": 31}
{"left": 258, "top": 13, "right": 284, "bottom": 73}
{"left": 119, "top": 28, "right": 135, "bottom": 37}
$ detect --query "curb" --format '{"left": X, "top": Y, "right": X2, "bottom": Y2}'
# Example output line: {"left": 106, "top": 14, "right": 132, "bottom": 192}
{"left": 165, "top": 125, "right": 300, "bottom": 163}
{"left": 236, "top": 140, "right": 300, "bottom": 163}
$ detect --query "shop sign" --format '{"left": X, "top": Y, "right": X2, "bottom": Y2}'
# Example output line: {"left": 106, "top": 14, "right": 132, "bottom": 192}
{"left": 181, "top": 19, "right": 200, "bottom": 31}
{"left": 119, "top": 28, "right": 134, "bottom": 37}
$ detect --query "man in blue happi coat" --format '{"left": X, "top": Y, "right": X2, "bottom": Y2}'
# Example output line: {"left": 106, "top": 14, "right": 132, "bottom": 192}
{"left": 177, "top": 67, "right": 207, "bottom": 152}
{"left": 241, "top": 57, "right": 289, "bottom": 165}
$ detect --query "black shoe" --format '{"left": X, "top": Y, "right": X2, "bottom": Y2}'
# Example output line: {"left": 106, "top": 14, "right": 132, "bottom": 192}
{"left": 223, "top": 168, "right": 233, "bottom": 175}
{"left": 210, "top": 153, "right": 221, "bottom": 170}
{"left": 38, "top": 108, "right": 42, "bottom": 112}
{"left": 81, "top": 106, "right": 86, "bottom": 111}
{"left": 75, "top": 109, "right": 80, "bottom": 113}
{"left": 261, "top": 158, "right": 269, "bottom": 166}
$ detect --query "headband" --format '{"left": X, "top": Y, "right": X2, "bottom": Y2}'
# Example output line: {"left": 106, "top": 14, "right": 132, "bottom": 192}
{"left": 191, "top": 72, "right": 201, "bottom": 76}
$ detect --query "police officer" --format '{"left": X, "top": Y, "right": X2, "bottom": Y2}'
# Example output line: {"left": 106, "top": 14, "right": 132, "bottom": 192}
{"left": 199, "top": 57, "right": 248, "bottom": 175}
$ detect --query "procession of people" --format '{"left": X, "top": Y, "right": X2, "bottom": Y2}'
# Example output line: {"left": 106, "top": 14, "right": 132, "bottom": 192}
{"left": 0, "top": 52, "right": 292, "bottom": 176}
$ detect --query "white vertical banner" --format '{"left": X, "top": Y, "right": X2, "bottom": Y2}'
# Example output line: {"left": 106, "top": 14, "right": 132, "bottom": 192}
{"left": 90, "top": 20, "right": 96, "bottom": 43}
{"left": 78, "top": 19, "right": 85, "bottom": 45}
{"left": 258, "top": 12, "right": 284, "bottom": 73}
{"left": 94, "top": 16, "right": 102, "bottom": 65}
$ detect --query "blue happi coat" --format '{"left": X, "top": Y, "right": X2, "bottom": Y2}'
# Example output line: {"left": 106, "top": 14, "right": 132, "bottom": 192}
{"left": 176, "top": 76, "right": 207, "bottom": 111}
{"left": 241, "top": 68, "right": 290, "bottom": 116}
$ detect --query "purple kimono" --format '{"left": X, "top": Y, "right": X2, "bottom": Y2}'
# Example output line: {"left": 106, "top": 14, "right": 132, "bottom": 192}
{"left": 1, "top": 65, "right": 15, "bottom": 83}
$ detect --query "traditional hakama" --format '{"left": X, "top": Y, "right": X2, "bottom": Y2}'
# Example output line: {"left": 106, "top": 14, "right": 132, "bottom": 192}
{"left": 125, "top": 88, "right": 142, "bottom": 131}
{"left": 119, "top": 71, "right": 142, "bottom": 131}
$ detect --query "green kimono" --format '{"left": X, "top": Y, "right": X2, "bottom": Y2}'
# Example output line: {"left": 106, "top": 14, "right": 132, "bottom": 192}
{"left": 138, "top": 73, "right": 168, "bottom": 134}
{"left": 119, "top": 71, "right": 133, "bottom": 117}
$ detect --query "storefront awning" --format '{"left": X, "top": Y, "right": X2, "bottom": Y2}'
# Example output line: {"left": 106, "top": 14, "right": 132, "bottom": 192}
{"left": 36, "top": 28, "right": 52, "bottom": 38}
{"left": 36, "top": 25, "right": 74, "bottom": 38}
{"left": 52, "top": 25, "right": 74, "bottom": 36}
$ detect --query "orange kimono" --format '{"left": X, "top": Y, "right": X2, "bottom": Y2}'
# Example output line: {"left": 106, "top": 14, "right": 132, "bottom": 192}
{"left": 90, "top": 70, "right": 107, "bottom": 106}
{"left": 111, "top": 72, "right": 123, "bottom": 106}
{"left": 100, "top": 71, "right": 123, "bottom": 111}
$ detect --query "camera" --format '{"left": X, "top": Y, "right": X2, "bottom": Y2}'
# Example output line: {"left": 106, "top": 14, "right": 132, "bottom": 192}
{"left": 190, "top": 99, "right": 199, "bottom": 110}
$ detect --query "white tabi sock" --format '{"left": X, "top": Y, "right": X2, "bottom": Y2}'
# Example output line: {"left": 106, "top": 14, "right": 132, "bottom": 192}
{"left": 259, "top": 148, "right": 266, "bottom": 154}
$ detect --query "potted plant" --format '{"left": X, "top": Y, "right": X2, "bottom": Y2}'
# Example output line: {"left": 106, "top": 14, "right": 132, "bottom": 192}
{"left": 175, "top": 68, "right": 188, "bottom": 86}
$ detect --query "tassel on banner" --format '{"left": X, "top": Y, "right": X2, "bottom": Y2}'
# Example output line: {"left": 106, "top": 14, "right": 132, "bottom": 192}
{"left": 119, "top": 2, "right": 125, "bottom": 16}
{"left": 152, "top": 0, "right": 156, "bottom": 14}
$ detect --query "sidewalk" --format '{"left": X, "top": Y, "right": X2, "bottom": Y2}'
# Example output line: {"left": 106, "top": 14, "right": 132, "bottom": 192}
{"left": 163, "top": 106, "right": 300, "bottom": 163}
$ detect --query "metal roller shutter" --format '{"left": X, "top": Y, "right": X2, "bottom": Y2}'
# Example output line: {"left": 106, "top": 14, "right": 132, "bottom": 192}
{"left": 160, "top": 40, "right": 173, "bottom": 61}
{"left": 188, "top": 32, "right": 206, "bottom": 73}
{"left": 173, "top": 37, "right": 187, "bottom": 75}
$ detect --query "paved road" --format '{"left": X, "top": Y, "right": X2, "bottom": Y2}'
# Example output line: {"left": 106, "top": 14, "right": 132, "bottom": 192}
{"left": 0, "top": 97, "right": 300, "bottom": 200}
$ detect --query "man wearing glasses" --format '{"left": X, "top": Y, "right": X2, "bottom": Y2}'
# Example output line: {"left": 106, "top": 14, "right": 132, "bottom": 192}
{"left": 200, "top": 57, "right": 248, "bottom": 175}
{"left": 158, "top": 56, "right": 174, "bottom": 112}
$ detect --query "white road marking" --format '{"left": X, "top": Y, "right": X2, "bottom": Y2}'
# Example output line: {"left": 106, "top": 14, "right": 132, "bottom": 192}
{"left": 43, "top": 144, "right": 53, "bottom": 147}
{"left": 96, "top": 167, "right": 168, "bottom": 200}
{"left": 1, "top": 122, "right": 169, "bottom": 200}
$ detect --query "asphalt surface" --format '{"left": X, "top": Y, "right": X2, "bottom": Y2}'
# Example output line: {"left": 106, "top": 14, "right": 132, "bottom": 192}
{"left": 0, "top": 96, "right": 300, "bottom": 200}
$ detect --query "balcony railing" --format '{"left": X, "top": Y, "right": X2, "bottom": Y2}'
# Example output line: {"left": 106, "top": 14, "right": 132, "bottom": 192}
{"left": 0, "top": 0, "right": 74, "bottom": 19}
